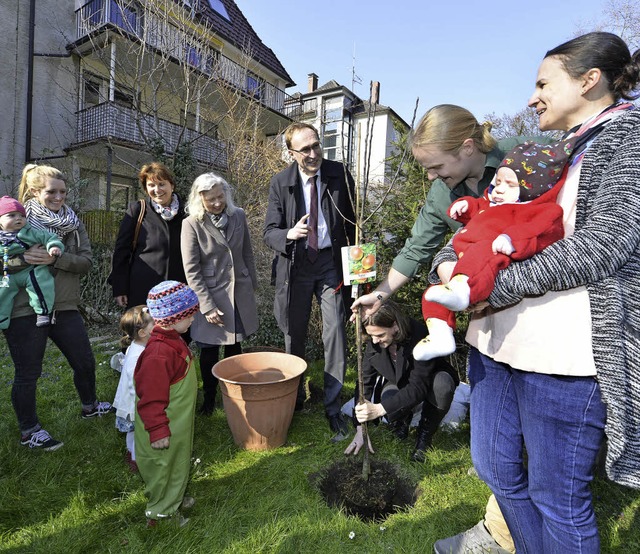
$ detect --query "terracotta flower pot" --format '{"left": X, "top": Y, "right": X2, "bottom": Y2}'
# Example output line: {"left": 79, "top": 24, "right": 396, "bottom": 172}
{"left": 213, "top": 352, "right": 307, "bottom": 451}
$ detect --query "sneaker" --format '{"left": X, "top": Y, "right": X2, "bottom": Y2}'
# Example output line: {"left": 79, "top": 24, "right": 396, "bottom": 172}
{"left": 125, "top": 451, "right": 139, "bottom": 473}
{"left": 181, "top": 496, "right": 195, "bottom": 510}
{"left": 36, "top": 314, "right": 50, "bottom": 327}
{"left": 20, "top": 427, "right": 63, "bottom": 451}
{"left": 433, "top": 521, "right": 512, "bottom": 554}
{"left": 328, "top": 413, "right": 349, "bottom": 442}
{"left": 147, "top": 514, "right": 189, "bottom": 528}
{"left": 110, "top": 352, "right": 125, "bottom": 372}
{"left": 81, "top": 401, "right": 113, "bottom": 419}
{"left": 177, "top": 515, "right": 190, "bottom": 527}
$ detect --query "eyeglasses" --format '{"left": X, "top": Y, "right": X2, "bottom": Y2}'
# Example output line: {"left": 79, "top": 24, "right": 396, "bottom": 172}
{"left": 289, "top": 142, "right": 322, "bottom": 156}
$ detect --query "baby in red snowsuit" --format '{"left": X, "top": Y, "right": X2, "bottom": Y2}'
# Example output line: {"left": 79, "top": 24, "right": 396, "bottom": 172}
{"left": 413, "top": 139, "right": 573, "bottom": 361}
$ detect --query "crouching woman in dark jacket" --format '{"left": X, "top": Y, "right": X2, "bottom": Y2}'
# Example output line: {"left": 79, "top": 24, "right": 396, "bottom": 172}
{"left": 344, "top": 300, "right": 459, "bottom": 462}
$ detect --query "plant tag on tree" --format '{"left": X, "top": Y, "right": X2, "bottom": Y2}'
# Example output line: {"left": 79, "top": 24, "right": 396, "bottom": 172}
{"left": 342, "top": 244, "right": 376, "bottom": 286}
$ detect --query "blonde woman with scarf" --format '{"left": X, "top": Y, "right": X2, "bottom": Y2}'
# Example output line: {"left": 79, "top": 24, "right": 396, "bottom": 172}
{"left": 4, "top": 164, "right": 112, "bottom": 451}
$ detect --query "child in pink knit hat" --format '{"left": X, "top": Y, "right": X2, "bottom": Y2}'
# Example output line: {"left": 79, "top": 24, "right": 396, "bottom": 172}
{"left": 0, "top": 196, "right": 63, "bottom": 328}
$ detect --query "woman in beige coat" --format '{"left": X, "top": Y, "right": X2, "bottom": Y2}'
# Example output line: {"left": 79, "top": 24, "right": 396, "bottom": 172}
{"left": 182, "top": 173, "right": 258, "bottom": 414}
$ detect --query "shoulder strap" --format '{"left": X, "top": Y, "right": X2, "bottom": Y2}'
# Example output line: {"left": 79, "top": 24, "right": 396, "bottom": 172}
{"left": 132, "top": 199, "right": 146, "bottom": 252}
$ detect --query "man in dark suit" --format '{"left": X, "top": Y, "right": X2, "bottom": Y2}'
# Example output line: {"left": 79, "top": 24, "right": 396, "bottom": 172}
{"left": 264, "top": 122, "right": 355, "bottom": 440}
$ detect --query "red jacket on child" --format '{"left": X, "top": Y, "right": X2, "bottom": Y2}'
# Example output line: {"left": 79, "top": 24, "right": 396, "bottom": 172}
{"left": 134, "top": 326, "right": 193, "bottom": 443}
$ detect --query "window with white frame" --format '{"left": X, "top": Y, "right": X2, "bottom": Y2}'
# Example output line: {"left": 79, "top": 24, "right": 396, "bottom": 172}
{"left": 322, "top": 97, "right": 344, "bottom": 161}
{"left": 81, "top": 74, "right": 135, "bottom": 109}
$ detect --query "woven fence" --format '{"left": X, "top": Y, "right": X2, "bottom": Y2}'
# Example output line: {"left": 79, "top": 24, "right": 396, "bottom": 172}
{"left": 82, "top": 210, "right": 122, "bottom": 247}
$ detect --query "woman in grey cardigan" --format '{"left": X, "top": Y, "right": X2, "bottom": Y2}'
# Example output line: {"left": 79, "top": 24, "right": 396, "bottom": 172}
{"left": 181, "top": 173, "right": 258, "bottom": 414}
{"left": 431, "top": 32, "right": 640, "bottom": 553}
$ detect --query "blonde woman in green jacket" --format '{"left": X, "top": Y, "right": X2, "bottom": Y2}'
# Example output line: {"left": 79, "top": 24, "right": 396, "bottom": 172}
{"left": 353, "top": 105, "right": 551, "bottom": 318}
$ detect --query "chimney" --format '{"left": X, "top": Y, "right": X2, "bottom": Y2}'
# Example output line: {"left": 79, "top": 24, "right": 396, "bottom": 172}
{"left": 308, "top": 73, "right": 318, "bottom": 93}
{"left": 371, "top": 81, "right": 380, "bottom": 105}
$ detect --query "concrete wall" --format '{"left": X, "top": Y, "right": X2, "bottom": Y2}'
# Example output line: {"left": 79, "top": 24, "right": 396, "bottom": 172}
{"left": 0, "top": 0, "right": 78, "bottom": 195}
{"left": 0, "top": 1, "right": 30, "bottom": 194}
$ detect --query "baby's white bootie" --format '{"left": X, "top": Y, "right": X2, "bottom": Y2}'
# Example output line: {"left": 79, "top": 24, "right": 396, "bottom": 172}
{"left": 413, "top": 318, "right": 456, "bottom": 361}
{"left": 425, "top": 275, "right": 471, "bottom": 311}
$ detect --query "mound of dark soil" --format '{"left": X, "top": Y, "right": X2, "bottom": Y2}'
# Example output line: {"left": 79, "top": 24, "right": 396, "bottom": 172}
{"left": 312, "top": 458, "right": 419, "bottom": 521}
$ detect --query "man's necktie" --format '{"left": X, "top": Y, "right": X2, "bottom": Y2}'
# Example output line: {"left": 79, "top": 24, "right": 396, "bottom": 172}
{"left": 307, "top": 175, "right": 318, "bottom": 262}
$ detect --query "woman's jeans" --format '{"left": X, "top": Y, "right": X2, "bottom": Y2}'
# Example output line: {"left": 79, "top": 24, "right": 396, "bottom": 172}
{"left": 468, "top": 347, "right": 606, "bottom": 554}
{"left": 4, "top": 311, "right": 97, "bottom": 434}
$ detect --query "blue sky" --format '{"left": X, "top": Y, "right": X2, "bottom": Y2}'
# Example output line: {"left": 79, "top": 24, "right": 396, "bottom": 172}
{"left": 235, "top": 0, "right": 610, "bottom": 125}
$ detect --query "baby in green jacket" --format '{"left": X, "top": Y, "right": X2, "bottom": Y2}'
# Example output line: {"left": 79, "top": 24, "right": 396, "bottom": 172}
{"left": 0, "top": 196, "right": 63, "bottom": 328}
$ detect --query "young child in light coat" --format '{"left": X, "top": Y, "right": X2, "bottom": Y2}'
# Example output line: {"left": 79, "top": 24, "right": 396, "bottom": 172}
{"left": 113, "top": 305, "right": 154, "bottom": 473}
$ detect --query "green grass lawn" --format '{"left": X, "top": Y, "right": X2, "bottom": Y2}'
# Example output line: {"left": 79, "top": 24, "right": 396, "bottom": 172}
{"left": 0, "top": 325, "right": 638, "bottom": 553}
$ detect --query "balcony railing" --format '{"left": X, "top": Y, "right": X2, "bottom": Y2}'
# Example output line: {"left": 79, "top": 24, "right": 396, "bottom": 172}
{"left": 283, "top": 97, "right": 318, "bottom": 120}
{"left": 76, "top": 102, "right": 228, "bottom": 168}
{"left": 76, "top": 0, "right": 140, "bottom": 37}
{"left": 75, "top": 0, "right": 295, "bottom": 117}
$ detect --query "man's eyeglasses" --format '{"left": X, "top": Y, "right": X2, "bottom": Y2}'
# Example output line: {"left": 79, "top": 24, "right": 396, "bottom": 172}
{"left": 289, "top": 142, "right": 322, "bottom": 156}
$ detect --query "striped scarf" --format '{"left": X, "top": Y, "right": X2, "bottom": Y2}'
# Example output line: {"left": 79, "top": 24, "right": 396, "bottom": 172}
{"left": 24, "top": 198, "right": 80, "bottom": 238}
